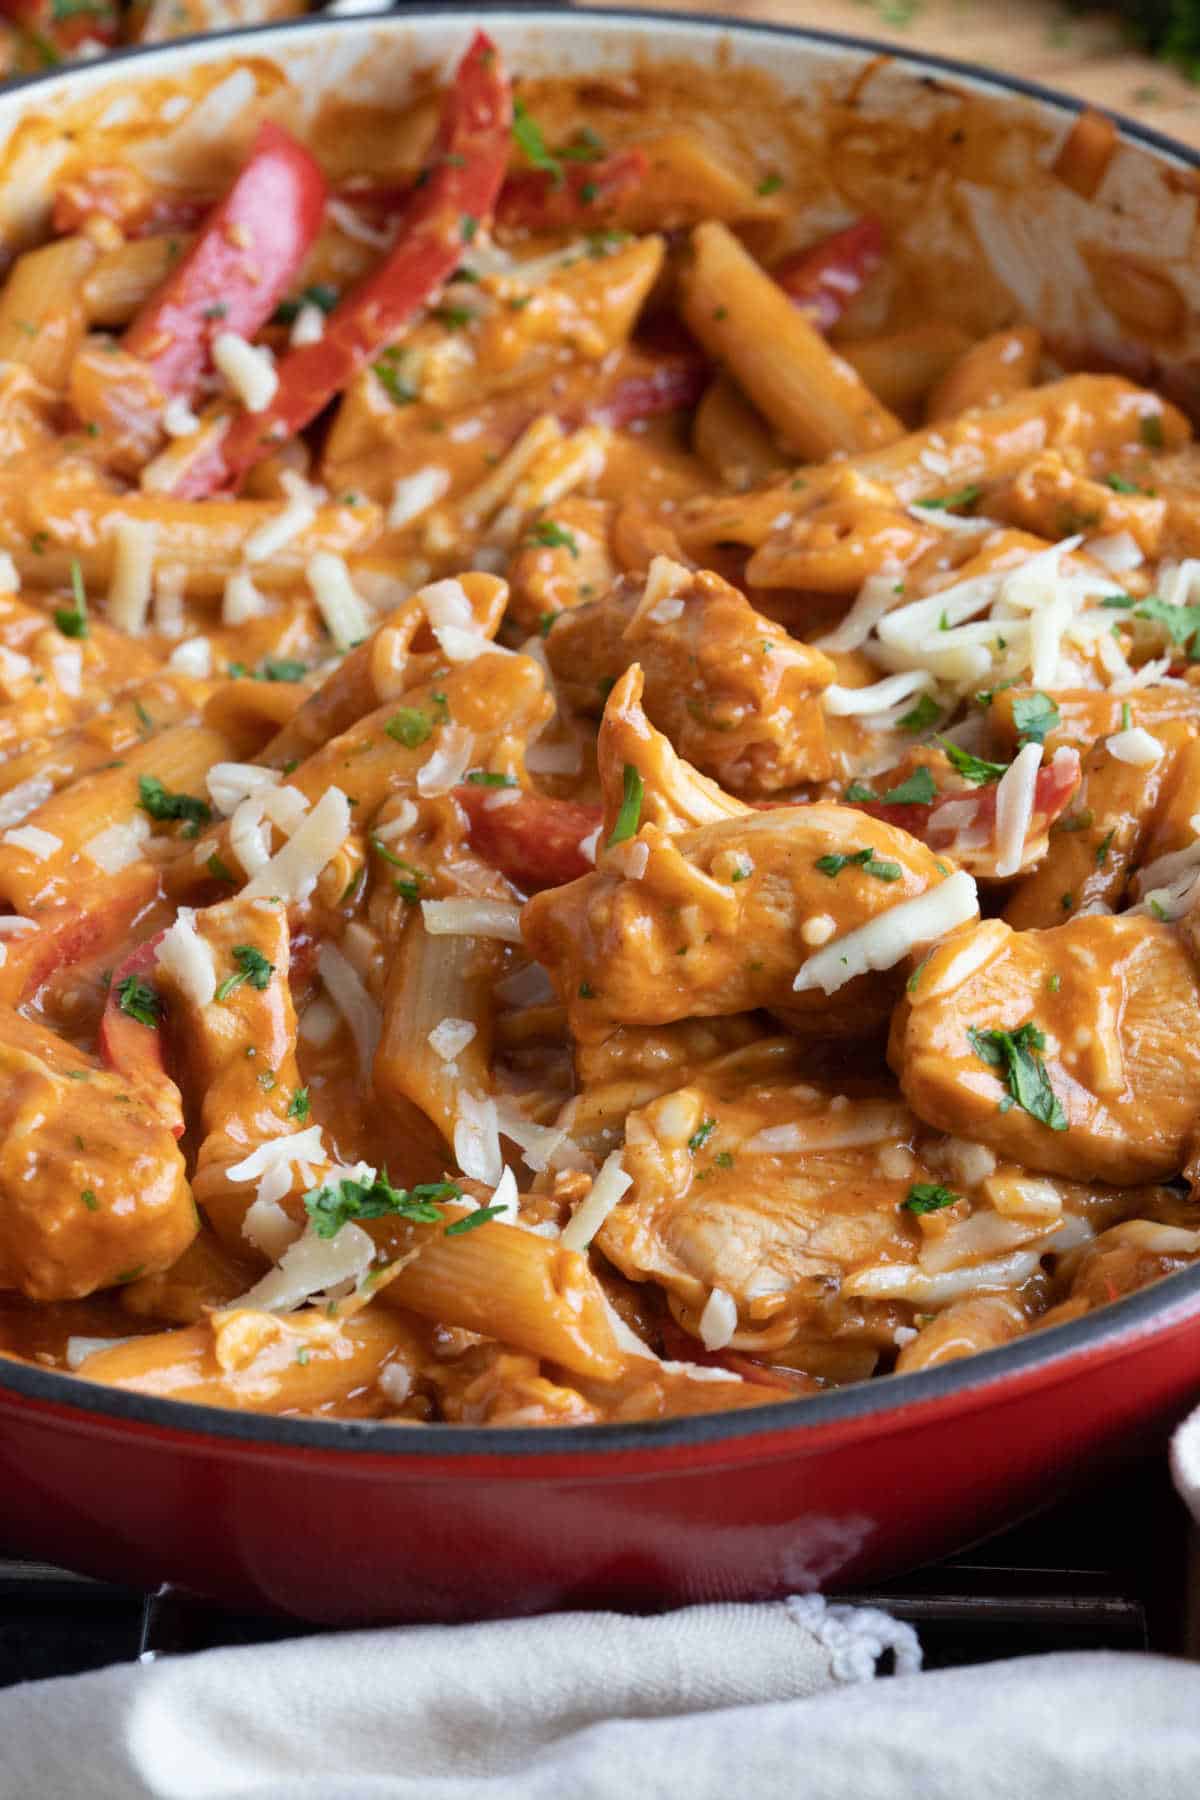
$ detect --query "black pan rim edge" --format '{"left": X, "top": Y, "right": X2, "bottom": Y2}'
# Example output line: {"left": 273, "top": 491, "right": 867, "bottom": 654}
{"left": 1, "top": 3, "right": 1198, "bottom": 1464}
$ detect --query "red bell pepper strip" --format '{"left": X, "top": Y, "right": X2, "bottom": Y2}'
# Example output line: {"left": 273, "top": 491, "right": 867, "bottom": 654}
{"left": 852, "top": 750, "right": 1081, "bottom": 861}
{"left": 455, "top": 786, "right": 601, "bottom": 892}
{"left": 591, "top": 356, "right": 711, "bottom": 429}
{"left": 495, "top": 149, "right": 648, "bottom": 233}
{"left": 173, "top": 32, "right": 512, "bottom": 500}
{"left": 123, "top": 122, "right": 327, "bottom": 401}
{"left": 99, "top": 933, "right": 184, "bottom": 1137}
{"left": 772, "top": 216, "right": 885, "bottom": 334}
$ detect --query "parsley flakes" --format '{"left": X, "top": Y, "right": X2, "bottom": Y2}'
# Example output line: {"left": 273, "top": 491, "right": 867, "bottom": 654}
{"left": 967, "top": 1021, "right": 1068, "bottom": 1132}
{"left": 815, "top": 847, "right": 902, "bottom": 883}
{"left": 214, "top": 945, "right": 275, "bottom": 1002}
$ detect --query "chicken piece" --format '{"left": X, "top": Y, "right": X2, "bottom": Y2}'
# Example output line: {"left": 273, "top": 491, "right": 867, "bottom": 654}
{"left": 597, "top": 1060, "right": 1098, "bottom": 1358}
{"left": 505, "top": 496, "right": 616, "bottom": 636}
{"left": 0, "top": 1005, "right": 195, "bottom": 1300}
{"left": 893, "top": 1295, "right": 1028, "bottom": 1373}
{"left": 522, "top": 798, "right": 969, "bottom": 1045}
{"left": 545, "top": 557, "right": 837, "bottom": 791}
{"left": 891, "top": 913, "right": 1200, "bottom": 1183}
{"left": 989, "top": 448, "right": 1165, "bottom": 557}
{"left": 1003, "top": 720, "right": 1193, "bottom": 929}
{"left": 597, "top": 665, "right": 750, "bottom": 835}
{"left": 1040, "top": 1218, "right": 1200, "bottom": 1329}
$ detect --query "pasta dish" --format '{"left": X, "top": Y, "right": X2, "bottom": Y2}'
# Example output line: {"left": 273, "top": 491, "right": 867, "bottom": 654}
{"left": 0, "top": 34, "right": 1197, "bottom": 1426}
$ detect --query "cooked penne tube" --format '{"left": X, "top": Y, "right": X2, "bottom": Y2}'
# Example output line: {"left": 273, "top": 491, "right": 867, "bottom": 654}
{"left": 0, "top": 237, "right": 95, "bottom": 388}
{"left": 678, "top": 221, "right": 904, "bottom": 459}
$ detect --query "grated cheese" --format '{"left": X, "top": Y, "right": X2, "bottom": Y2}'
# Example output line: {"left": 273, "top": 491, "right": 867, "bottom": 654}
{"left": 822, "top": 670, "right": 934, "bottom": 718}
{"left": 560, "top": 1149, "right": 632, "bottom": 1252}
{"left": 83, "top": 813, "right": 150, "bottom": 874}
{"left": 242, "top": 472, "right": 317, "bottom": 564}
{"left": 0, "top": 915, "right": 35, "bottom": 935}
{"left": 222, "top": 570, "right": 268, "bottom": 625}
{"left": 52, "top": 646, "right": 83, "bottom": 698}
{"left": 1106, "top": 725, "right": 1163, "bottom": 767}
{"left": 206, "top": 761, "right": 280, "bottom": 818}
{"left": 0, "top": 778, "right": 53, "bottom": 830}
{"left": 212, "top": 330, "right": 278, "bottom": 413}
{"left": 453, "top": 1089, "right": 503, "bottom": 1185}
{"left": 154, "top": 906, "right": 216, "bottom": 1009}
{"left": 289, "top": 303, "right": 326, "bottom": 348}
{"left": 3, "top": 825, "right": 61, "bottom": 860}
{"left": 238, "top": 1219, "right": 375, "bottom": 1314}
{"left": 417, "top": 724, "right": 475, "bottom": 797}
{"left": 306, "top": 551, "right": 372, "bottom": 650}
{"left": 793, "top": 869, "right": 978, "bottom": 997}
{"left": 1086, "top": 531, "right": 1143, "bottom": 574}
{"left": 242, "top": 1195, "right": 304, "bottom": 1261}
{"left": 161, "top": 396, "right": 201, "bottom": 437}
{"left": 698, "top": 1286, "right": 738, "bottom": 1351}
{"left": 421, "top": 897, "right": 524, "bottom": 942}
{"left": 745, "top": 1102, "right": 912, "bottom": 1153}
{"left": 241, "top": 785, "right": 351, "bottom": 902}
{"left": 428, "top": 1017, "right": 477, "bottom": 1061}
{"left": 299, "top": 995, "right": 340, "bottom": 1047}
{"left": 388, "top": 467, "right": 451, "bottom": 530}
{"left": 316, "top": 941, "right": 380, "bottom": 1072}
{"left": 107, "top": 520, "right": 158, "bottom": 635}
{"left": 992, "top": 741, "right": 1042, "bottom": 878}
{"left": 379, "top": 1361, "right": 413, "bottom": 1406}
{"left": 0, "top": 551, "right": 19, "bottom": 592}
{"left": 167, "top": 636, "right": 212, "bottom": 677}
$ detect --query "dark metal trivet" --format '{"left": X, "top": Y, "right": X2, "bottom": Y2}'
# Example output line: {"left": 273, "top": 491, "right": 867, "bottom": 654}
{"left": 0, "top": 1458, "right": 1190, "bottom": 1689}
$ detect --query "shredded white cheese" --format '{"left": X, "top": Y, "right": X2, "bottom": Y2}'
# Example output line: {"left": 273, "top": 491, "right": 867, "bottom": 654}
{"left": 154, "top": 906, "right": 216, "bottom": 1009}
{"left": 161, "top": 396, "right": 201, "bottom": 438}
{"left": 242, "top": 472, "right": 317, "bottom": 564}
{"left": 416, "top": 725, "right": 475, "bottom": 797}
{"left": 0, "top": 778, "right": 53, "bottom": 830}
{"left": 242, "top": 1195, "right": 304, "bottom": 1261}
{"left": 421, "top": 897, "right": 524, "bottom": 942}
{"left": 389, "top": 468, "right": 451, "bottom": 531}
{"left": 107, "top": 520, "right": 158, "bottom": 635}
{"left": 2, "top": 825, "right": 61, "bottom": 861}
{"left": 316, "top": 941, "right": 380, "bottom": 1072}
{"left": 241, "top": 786, "right": 351, "bottom": 902}
{"left": 428, "top": 1017, "right": 477, "bottom": 1062}
{"left": 167, "top": 636, "right": 212, "bottom": 678}
{"left": 239, "top": 1219, "right": 375, "bottom": 1314}
{"left": 289, "top": 303, "right": 326, "bottom": 348}
{"left": 698, "top": 1286, "right": 738, "bottom": 1351}
{"left": 212, "top": 331, "right": 278, "bottom": 413}
{"left": 1106, "top": 725, "right": 1163, "bottom": 767}
{"left": 206, "top": 762, "right": 280, "bottom": 818}
{"left": 307, "top": 552, "right": 372, "bottom": 650}
{"left": 794, "top": 870, "right": 978, "bottom": 996}
{"left": 453, "top": 1089, "right": 503, "bottom": 1185}
{"left": 82, "top": 813, "right": 151, "bottom": 874}
{"left": 222, "top": 570, "right": 268, "bottom": 625}
{"left": 992, "top": 741, "right": 1042, "bottom": 878}
{"left": 561, "top": 1150, "right": 632, "bottom": 1252}
{"left": 822, "top": 671, "right": 934, "bottom": 717}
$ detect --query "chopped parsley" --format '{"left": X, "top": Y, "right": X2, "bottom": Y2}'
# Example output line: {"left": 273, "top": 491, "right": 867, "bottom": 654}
{"left": 465, "top": 770, "right": 517, "bottom": 788}
{"left": 525, "top": 519, "right": 579, "bottom": 557}
{"left": 373, "top": 346, "right": 419, "bottom": 405}
{"left": 512, "top": 99, "right": 565, "bottom": 185}
{"left": 1104, "top": 472, "right": 1139, "bottom": 494}
{"left": 1011, "top": 692, "right": 1060, "bottom": 747}
{"left": 714, "top": 1151, "right": 735, "bottom": 1169}
{"left": 385, "top": 707, "right": 434, "bottom": 749}
{"left": 884, "top": 767, "right": 938, "bottom": 806}
{"left": 287, "top": 1087, "right": 311, "bottom": 1123}
{"left": 116, "top": 975, "right": 161, "bottom": 1029}
{"left": 259, "top": 658, "right": 307, "bottom": 684}
{"left": 273, "top": 282, "right": 339, "bottom": 325}
{"left": 898, "top": 693, "right": 942, "bottom": 734}
{"left": 1140, "top": 412, "right": 1165, "bottom": 450}
{"left": 756, "top": 172, "right": 784, "bottom": 195}
{"left": 206, "top": 853, "right": 236, "bottom": 883}
{"left": 902, "top": 1182, "right": 960, "bottom": 1214}
{"left": 1095, "top": 828, "right": 1116, "bottom": 867}
{"left": 578, "top": 981, "right": 596, "bottom": 999}
{"left": 967, "top": 1021, "right": 1068, "bottom": 1132}
{"left": 304, "top": 1171, "right": 463, "bottom": 1238}
{"left": 688, "top": 1117, "right": 717, "bottom": 1153}
{"left": 137, "top": 774, "right": 211, "bottom": 837}
{"left": 538, "top": 611, "right": 559, "bottom": 637}
{"left": 1127, "top": 594, "right": 1200, "bottom": 658}
{"left": 938, "top": 739, "right": 1008, "bottom": 785}
{"left": 815, "top": 847, "right": 902, "bottom": 882}
{"left": 913, "top": 484, "right": 982, "bottom": 512}
{"left": 54, "top": 558, "right": 89, "bottom": 639}
{"left": 80, "top": 1188, "right": 99, "bottom": 1211}
{"left": 607, "top": 763, "right": 644, "bottom": 846}
{"left": 445, "top": 1203, "right": 510, "bottom": 1235}
{"left": 214, "top": 944, "right": 275, "bottom": 1002}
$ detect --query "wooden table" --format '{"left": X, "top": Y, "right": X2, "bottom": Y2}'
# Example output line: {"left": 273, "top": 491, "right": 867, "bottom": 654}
{"left": 579, "top": 0, "right": 1200, "bottom": 151}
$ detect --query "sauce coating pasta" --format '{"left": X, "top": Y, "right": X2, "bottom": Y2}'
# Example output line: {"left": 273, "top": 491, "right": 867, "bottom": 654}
{"left": 0, "top": 40, "right": 1198, "bottom": 1426}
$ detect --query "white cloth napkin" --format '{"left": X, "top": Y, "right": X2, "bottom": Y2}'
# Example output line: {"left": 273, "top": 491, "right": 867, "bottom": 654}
{"left": 2, "top": 1588, "right": 1200, "bottom": 1800}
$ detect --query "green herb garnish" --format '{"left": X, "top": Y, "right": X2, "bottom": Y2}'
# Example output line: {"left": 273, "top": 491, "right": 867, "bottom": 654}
{"left": 967, "top": 1021, "right": 1068, "bottom": 1131}
{"left": 214, "top": 944, "right": 275, "bottom": 1002}
{"left": 607, "top": 763, "right": 644, "bottom": 846}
